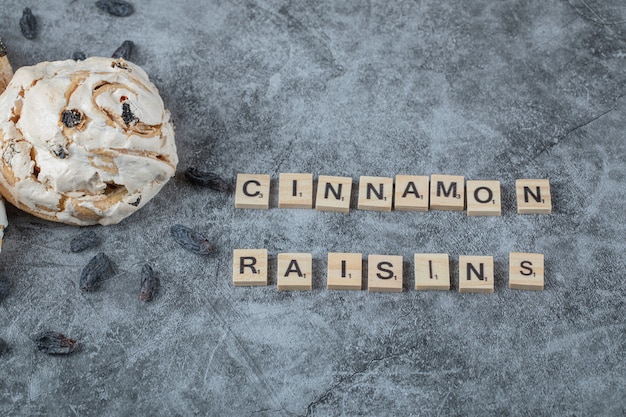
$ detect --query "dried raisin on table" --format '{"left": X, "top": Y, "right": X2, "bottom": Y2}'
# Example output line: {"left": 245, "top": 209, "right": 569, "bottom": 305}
{"left": 139, "top": 264, "right": 159, "bottom": 302}
{"left": 72, "top": 51, "right": 86, "bottom": 61}
{"left": 79, "top": 252, "right": 111, "bottom": 292}
{"left": 34, "top": 331, "right": 78, "bottom": 355}
{"left": 112, "top": 40, "right": 134, "bottom": 61}
{"left": 20, "top": 8, "right": 37, "bottom": 40}
{"left": 70, "top": 230, "right": 100, "bottom": 253}
{"left": 185, "top": 168, "right": 233, "bottom": 193}
{"left": 0, "top": 39, "right": 7, "bottom": 57}
{"left": 96, "top": 0, "right": 134, "bottom": 17}
{"left": 0, "top": 337, "right": 9, "bottom": 355}
{"left": 170, "top": 224, "right": 213, "bottom": 255}
{"left": 0, "top": 279, "right": 8, "bottom": 302}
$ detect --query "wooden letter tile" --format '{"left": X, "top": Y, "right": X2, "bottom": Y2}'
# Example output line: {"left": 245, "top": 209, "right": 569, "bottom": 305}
{"left": 516, "top": 179, "right": 551, "bottom": 214}
{"left": 277, "top": 253, "right": 312, "bottom": 290}
{"left": 509, "top": 252, "right": 544, "bottom": 290}
{"left": 235, "top": 174, "right": 270, "bottom": 209}
{"left": 430, "top": 174, "right": 465, "bottom": 211}
{"left": 394, "top": 175, "right": 429, "bottom": 211}
{"left": 357, "top": 176, "right": 393, "bottom": 211}
{"left": 327, "top": 252, "right": 362, "bottom": 290}
{"left": 458, "top": 255, "right": 494, "bottom": 293}
{"left": 278, "top": 173, "right": 313, "bottom": 209}
{"left": 367, "top": 255, "right": 403, "bottom": 292}
{"left": 466, "top": 180, "right": 502, "bottom": 216}
{"left": 414, "top": 253, "right": 450, "bottom": 290}
{"left": 315, "top": 175, "right": 352, "bottom": 213}
{"left": 233, "top": 249, "right": 268, "bottom": 286}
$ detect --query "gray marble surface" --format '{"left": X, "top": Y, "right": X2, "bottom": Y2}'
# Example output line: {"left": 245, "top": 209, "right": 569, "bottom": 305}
{"left": 0, "top": 0, "right": 625, "bottom": 415}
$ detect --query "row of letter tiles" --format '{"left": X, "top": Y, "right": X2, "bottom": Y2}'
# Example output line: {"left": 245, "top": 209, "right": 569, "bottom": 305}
{"left": 232, "top": 250, "right": 545, "bottom": 292}
{"left": 234, "top": 174, "right": 552, "bottom": 215}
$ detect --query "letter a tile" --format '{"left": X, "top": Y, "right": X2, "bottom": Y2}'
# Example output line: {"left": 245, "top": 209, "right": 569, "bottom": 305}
{"left": 233, "top": 249, "right": 268, "bottom": 286}
{"left": 394, "top": 175, "right": 429, "bottom": 211}
{"left": 277, "top": 253, "right": 313, "bottom": 291}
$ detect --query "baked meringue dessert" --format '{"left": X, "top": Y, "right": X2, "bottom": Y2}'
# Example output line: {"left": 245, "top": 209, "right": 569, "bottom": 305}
{"left": 0, "top": 57, "right": 177, "bottom": 225}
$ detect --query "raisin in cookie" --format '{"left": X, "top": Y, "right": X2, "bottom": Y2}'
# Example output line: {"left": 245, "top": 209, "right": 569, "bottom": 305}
{"left": 0, "top": 57, "right": 177, "bottom": 225}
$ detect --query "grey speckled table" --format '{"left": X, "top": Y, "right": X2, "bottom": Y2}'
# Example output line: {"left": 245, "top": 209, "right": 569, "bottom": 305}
{"left": 0, "top": 1, "right": 625, "bottom": 416}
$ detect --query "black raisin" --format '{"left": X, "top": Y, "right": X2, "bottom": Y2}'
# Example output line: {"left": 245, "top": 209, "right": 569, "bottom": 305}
{"left": 19, "top": 8, "right": 37, "bottom": 40}
{"left": 139, "top": 264, "right": 159, "bottom": 302}
{"left": 61, "top": 109, "right": 83, "bottom": 128}
{"left": 96, "top": 0, "right": 134, "bottom": 17}
{"left": 170, "top": 224, "right": 213, "bottom": 255}
{"left": 185, "top": 168, "right": 233, "bottom": 193}
{"left": 129, "top": 195, "right": 141, "bottom": 206}
{"left": 112, "top": 40, "right": 134, "bottom": 61}
{"left": 50, "top": 143, "right": 69, "bottom": 159}
{"left": 79, "top": 252, "right": 112, "bottom": 292}
{"left": 70, "top": 230, "right": 100, "bottom": 253}
{"left": 72, "top": 51, "right": 86, "bottom": 61}
{"left": 34, "top": 331, "right": 78, "bottom": 355}
{"left": 121, "top": 102, "right": 139, "bottom": 125}
{"left": 0, "top": 38, "right": 7, "bottom": 58}
{"left": 0, "top": 279, "right": 9, "bottom": 302}
{"left": 0, "top": 337, "right": 9, "bottom": 355}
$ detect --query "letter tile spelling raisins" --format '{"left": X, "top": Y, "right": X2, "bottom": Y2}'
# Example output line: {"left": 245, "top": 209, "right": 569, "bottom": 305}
{"left": 170, "top": 224, "right": 213, "bottom": 255}
{"left": 34, "top": 331, "right": 78, "bottom": 355}
{"left": 139, "top": 264, "right": 159, "bottom": 302}
{"left": 185, "top": 168, "right": 233, "bottom": 193}
{"left": 96, "top": 0, "right": 134, "bottom": 17}
{"left": 20, "top": 8, "right": 37, "bottom": 40}
{"left": 70, "top": 230, "right": 100, "bottom": 253}
{"left": 79, "top": 252, "right": 112, "bottom": 291}
{"left": 112, "top": 40, "right": 134, "bottom": 61}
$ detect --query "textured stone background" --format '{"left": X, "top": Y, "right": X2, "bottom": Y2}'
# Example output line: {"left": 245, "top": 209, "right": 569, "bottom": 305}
{"left": 0, "top": 0, "right": 625, "bottom": 416}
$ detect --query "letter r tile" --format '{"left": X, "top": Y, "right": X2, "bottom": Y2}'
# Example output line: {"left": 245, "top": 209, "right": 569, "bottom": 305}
{"left": 233, "top": 249, "right": 268, "bottom": 286}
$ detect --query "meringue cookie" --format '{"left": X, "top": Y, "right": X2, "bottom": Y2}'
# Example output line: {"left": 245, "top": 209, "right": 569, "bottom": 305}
{"left": 0, "top": 57, "right": 177, "bottom": 225}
